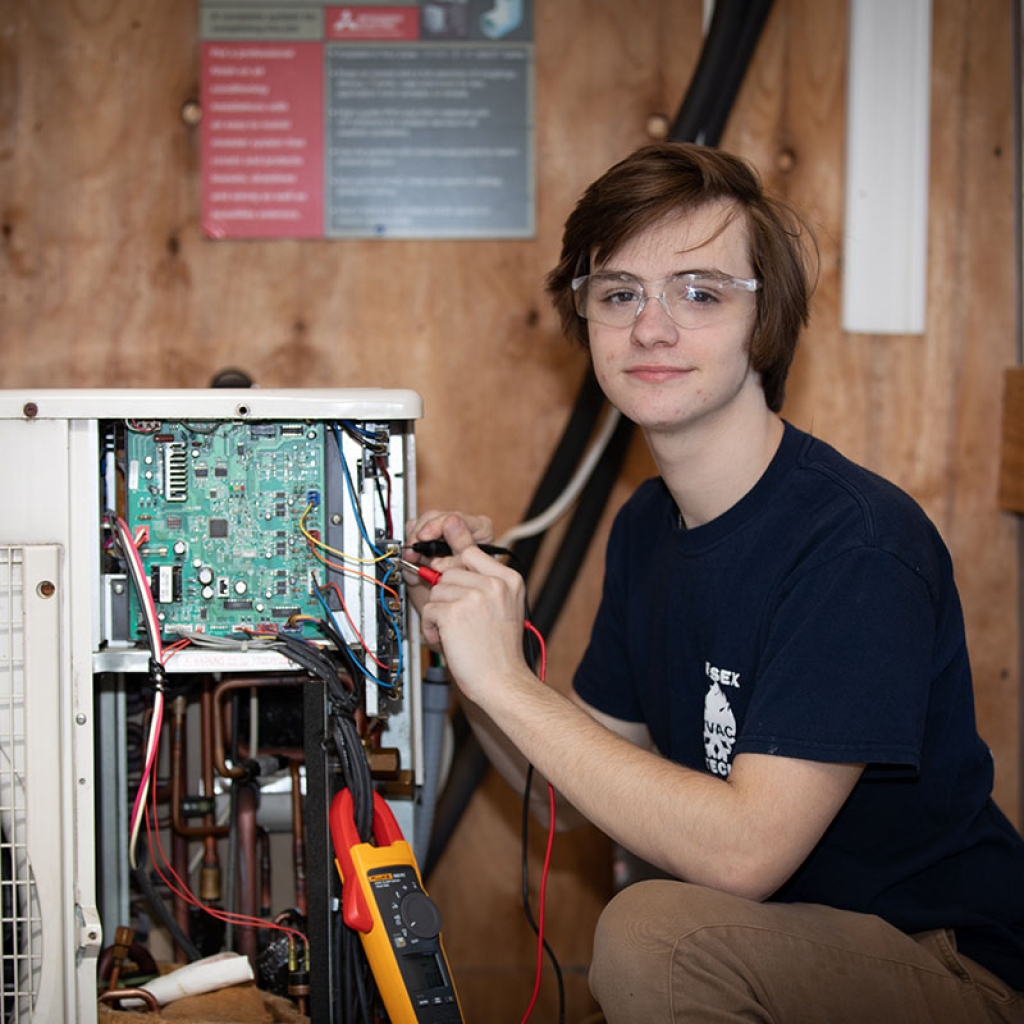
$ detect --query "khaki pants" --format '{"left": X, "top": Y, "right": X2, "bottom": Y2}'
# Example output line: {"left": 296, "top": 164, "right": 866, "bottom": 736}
{"left": 589, "top": 880, "right": 1024, "bottom": 1023}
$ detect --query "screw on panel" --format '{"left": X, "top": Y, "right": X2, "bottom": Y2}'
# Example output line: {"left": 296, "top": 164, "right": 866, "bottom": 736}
{"left": 37, "top": 580, "right": 55, "bottom": 598}
{"left": 23, "top": 402, "right": 38, "bottom": 418}
{"left": 646, "top": 113, "right": 670, "bottom": 140}
{"left": 181, "top": 99, "right": 202, "bottom": 126}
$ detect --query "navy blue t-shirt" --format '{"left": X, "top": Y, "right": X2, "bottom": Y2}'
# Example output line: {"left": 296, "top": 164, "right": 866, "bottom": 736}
{"left": 574, "top": 422, "right": 1024, "bottom": 989}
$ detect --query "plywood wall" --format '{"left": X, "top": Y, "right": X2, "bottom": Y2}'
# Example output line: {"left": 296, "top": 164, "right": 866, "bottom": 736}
{"left": 1, "top": 2, "right": 1019, "bottom": 1022}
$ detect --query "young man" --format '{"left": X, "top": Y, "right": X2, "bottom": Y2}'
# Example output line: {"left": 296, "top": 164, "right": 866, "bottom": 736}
{"left": 405, "top": 144, "right": 1024, "bottom": 1022}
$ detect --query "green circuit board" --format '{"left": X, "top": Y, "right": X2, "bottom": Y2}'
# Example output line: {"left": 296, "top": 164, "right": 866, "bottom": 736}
{"left": 124, "top": 420, "right": 327, "bottom": 638}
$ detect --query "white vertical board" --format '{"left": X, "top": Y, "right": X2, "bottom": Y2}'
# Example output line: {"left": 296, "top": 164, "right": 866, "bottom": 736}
{"left": 842, "top": 0, "right": 933, "bottom": 334}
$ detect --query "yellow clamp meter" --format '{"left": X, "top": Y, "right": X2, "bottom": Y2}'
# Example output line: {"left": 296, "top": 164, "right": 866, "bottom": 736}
{"left": 330, "top": 788, "right": 464, "bottom": 1023}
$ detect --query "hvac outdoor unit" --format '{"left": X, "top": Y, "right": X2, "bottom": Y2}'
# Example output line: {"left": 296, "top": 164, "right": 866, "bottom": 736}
{"left": 0, "top": 388, "right": 422, "bottom": 1023}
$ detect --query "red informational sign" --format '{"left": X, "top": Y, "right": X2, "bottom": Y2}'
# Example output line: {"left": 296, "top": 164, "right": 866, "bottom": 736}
{"left": 201, "top": 42, "right": 324, "bottom": 239}
{"left": 325, "top": 6, "right": 420, "bottom": 41}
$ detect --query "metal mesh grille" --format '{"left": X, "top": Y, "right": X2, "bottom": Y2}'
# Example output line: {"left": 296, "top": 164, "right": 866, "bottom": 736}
{"left": 0, "top": 547, "right": 41, "bottom": 1022}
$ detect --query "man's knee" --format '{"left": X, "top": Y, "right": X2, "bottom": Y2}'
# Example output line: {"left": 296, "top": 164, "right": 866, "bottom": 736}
{"left": 590, "top": 880, "right": 719, "bottom": 1015}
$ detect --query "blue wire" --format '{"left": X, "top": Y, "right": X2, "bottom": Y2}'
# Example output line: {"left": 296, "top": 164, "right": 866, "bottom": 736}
{"left": 312, "top": 583, "right": 395, "bottom": 689}
{"left": 378, "top": 563, "right": 405, "bottom": 680}
{"left": 332, "top": 424, "right": 384, "bottom": 557}
{"left": 326, "top": 423, "right": 408, "bottom": 686}
{"left": 340, "top": 419, "right": 383, "bottom": 440}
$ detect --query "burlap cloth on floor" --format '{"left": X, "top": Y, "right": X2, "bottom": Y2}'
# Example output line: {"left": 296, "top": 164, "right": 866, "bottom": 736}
{"left": 97, "top": 981, "right": 309, "bottom": 1023}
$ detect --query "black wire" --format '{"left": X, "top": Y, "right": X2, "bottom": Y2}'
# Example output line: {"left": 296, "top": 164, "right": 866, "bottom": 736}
{"left": 410, "top": 539, "right": 514, "bottom": 561}
{"left": 373, "top": 466, "right": 390, "bottom": 534}
{"left": 270, "top": 633, "right": 360, "bottom": 714}
{"left": 305, "top": 612, "right": 349, "bottom": 658}
{"left": 668, "top": 0, "right": 776, "bottom": 146}
{"left": 331, "top": 716, "right": 374, "bottom": 842}
{"left": 353, "top": 935, "right": 375, "bottom": 1021}
{"left": 271, "top": 624, "right": 380, "bottom": 1021}
{"left": 340, "top": 420, "right": 388, "bottom": 455}
{"left": 335, "top": 846, "right": 380, "bottom": 1024}
{"left": 130, "top": 858, "right": 202, "bottom": 962}
{"left": 520, "top": 764, "right": 566, "bottom": 1024}
{"left": 262, "top": 568, "right": 380, "bottom": 1018}
{"left": 527, "top": 413, "right": 635, "bottom": 638}
{"left": 509, "top": 368, "right": 609, "bottom": 583}
{"left": 339, "top": 912, "right": 355, "bottom": 1024}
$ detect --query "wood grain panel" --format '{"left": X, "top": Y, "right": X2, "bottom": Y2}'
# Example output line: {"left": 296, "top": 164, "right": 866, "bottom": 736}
{"left": 1001, "top": 368, "right": 1024, "bottom": 513}
{"left": 0, "top": 1, "right": 1020, "bottom": 1021}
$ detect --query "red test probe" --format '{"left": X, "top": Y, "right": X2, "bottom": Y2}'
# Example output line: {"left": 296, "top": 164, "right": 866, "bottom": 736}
{"left": 400, "top": 559, "right": 442, "bottom": 587}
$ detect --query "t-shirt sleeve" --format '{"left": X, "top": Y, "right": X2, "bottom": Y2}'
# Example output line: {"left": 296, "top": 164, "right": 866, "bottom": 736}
{"left": 735, "top": 546, "right": 936, "bottom": 770}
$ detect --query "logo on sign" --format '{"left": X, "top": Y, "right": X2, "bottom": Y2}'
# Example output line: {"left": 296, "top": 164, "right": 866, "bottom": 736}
{"left": 328, "top": 6, "right": 419, "bottom": 41}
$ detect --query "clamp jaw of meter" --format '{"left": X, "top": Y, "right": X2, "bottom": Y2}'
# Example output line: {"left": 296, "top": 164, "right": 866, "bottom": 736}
{"left": 330, "top": 789, "right": 464, "bottom": 1024}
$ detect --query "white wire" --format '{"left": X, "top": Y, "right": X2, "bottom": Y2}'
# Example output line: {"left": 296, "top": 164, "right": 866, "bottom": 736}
{"left": 169, "top": 628, "right": 278, "bottom": 650}
{"left": 128, "top": 689, "right": 164, "bottom": 869}
{"left": 114, "top": 515, "right": 162, "bottom": 655}
{"left": 496, "top": 404, "right": 622, "bottom": 548}
{"left": 111, "top": 514, "right": 167, "bottom": 869}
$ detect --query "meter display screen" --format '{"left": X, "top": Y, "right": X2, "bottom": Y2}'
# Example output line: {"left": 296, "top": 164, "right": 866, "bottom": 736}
{"left": 403, "top": 951, "right": 446, "bottom": 991}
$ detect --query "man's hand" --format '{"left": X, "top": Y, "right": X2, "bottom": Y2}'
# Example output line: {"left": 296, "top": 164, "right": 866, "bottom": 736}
{"left": 411, "top": 517, "right": 531, "bottom": 706}
{"left": 402, "top": 510, "right": 494, "bottom": 616}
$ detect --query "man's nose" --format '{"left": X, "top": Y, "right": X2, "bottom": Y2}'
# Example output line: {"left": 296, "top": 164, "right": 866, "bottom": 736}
{"left": 631, "top": 293, "right": 678, "bottom": 344}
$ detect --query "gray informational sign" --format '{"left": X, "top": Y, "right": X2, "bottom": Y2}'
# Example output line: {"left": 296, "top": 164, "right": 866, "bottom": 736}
{"left": 200, "top": 1, "right": 534, "bottom": 240}
{"left": 326, "top": 43, "right": 532, "bottom": 237}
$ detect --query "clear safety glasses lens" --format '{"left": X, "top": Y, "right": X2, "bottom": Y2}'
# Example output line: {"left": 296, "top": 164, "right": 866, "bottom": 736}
{"left": 571, "top": 272, "right": 760, "bottom": 329}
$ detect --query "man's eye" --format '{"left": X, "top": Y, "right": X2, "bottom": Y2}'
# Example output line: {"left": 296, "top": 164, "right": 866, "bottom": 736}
{"left": 596, "top": 286, "right": 640, "bottom": 306}
{"left": 675, "top": 282, "right": 721, "bottom": 305}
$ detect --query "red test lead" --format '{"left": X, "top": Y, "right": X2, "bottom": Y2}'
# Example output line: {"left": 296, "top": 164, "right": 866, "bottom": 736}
{"left": 400, "top": 558, "right": 442, "bottom": 587}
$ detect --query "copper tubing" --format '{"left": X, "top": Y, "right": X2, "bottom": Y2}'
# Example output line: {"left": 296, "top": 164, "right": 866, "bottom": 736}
{"left": 235, "top": 782, "right": 258, "bottom": 960}
{"left": 258, "top": 827, "right": 272, "bottom": 918}
{"left": 172, "top": 823, "right": 190, "bottom": 963}
{"left": 169, "top": 683, "right": 229, "bottom": 840}
{"left": 106, "top": 925, "right": 134, "bottom": 991}
{"left": 289, "top": 758, "right": 307, "bottom": 916}
{"left": 169, "top": 696, "right": 193, "bottom": 961}
{"left": 211, "top": 676, "right": 305, "bottom": 779}
{"left": 98, "top": 987, "right": 160, "bottom": 1012}
{"left": 96, "top": 939, "right": 157, "bottom": 984}
{"left": 199, "top": 678, "right": 224, "bottom": 897}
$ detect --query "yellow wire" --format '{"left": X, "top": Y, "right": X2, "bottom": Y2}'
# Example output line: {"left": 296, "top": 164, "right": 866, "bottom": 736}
{"left": 307, "top": 545, "right": 400, "bottom": 603}
{"left": 298, "top": 503, "right": 397, "bottom": 566}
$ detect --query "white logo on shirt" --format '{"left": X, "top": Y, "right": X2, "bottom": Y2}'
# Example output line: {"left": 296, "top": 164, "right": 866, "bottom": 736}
{"left": 704, "top": 661, "right": 740, "bottom": 687}
{"left": 704, "top": 663, "right": 739, "bottom": 777}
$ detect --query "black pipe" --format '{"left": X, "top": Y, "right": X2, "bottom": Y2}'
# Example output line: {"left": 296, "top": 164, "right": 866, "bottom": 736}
{"left": 669, "top": 0, "right": 775, "bottom": 146}
{"left": 130, "top": 864, "right": 202, "bottom": 962}
{"left": 527, "top": 414, "right": 635, "bottom": 637}
{"left": 510, "top": 366, "right": 609, "bottom": 582}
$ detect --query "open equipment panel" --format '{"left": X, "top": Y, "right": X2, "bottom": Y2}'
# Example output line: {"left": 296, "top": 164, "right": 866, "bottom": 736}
{"left": 0, "top": 388, "right": 426, "bottom": 1023}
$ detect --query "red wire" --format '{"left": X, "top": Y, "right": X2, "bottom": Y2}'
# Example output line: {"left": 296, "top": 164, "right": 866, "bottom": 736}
{"left": 319, "top": 580, "right": 393, "bottom": 670}
{"left": 524, "top": 620, "right": 547, "bottom": 680}
{"left": 144, "top": 778, "right": 308, "bottom": 948}
{"left": 129, "top": 692, "right": 165, "bottom": 841}
{"left": 520, "top": 780, "right": 557, "bottom": 1024}
{"left": 519, "top": 620, "right": 555, "bottom": 1024}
